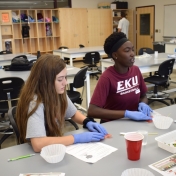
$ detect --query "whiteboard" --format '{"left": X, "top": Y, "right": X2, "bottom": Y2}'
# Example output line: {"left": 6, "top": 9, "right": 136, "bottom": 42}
{"left": 164, "top": 5, "right": 176, "bottom": 37}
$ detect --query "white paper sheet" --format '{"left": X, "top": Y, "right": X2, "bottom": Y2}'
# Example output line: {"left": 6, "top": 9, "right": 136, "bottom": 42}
{"left": 149, "top": 154, "right": 176, "bottom": 176}
{"left": 135, "top": 53, "right": 152, "bottom": 59}
{"left": 66, "top": 142, "right": 117, "bottom": 163}
{"left": 66, "top": 68, "right": 73, "bottom": 70}
{"left": 19, "top": 173, "right": 65, "bottom": 176}
{"left": 167, "top": 54, "right": 176, "bottom": 59}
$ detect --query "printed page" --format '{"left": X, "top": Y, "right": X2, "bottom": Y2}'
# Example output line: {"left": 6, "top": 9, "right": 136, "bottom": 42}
{"left": 149, "top": 154, "right": 176, "bottom": 176}
{"left": 19, "top": 172, "right": 65, "bottom": 176}
{"left": 66, "top": 142, "right": 117, "bottom": 163}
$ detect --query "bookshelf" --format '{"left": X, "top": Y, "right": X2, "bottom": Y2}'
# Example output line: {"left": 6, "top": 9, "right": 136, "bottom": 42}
{"left": 0, "top": 9, "right": 59, "bottom": 54}
{"left": 0, "top": 8, "right": 113, "bottom": 55}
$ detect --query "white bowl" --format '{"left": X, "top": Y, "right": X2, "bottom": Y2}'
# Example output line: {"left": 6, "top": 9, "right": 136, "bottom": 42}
{"left": 153, "top": 115, "right": 173, "bottom": 129}
{"left": 121, "top": 168, "right": 155, "bottom": 176}
{"left": 40, "top": 144, "right": 66, "bottom": 163}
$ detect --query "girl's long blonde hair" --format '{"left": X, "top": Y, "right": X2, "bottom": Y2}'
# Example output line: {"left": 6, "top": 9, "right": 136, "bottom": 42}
{"left": 16, "top": 54, "right": 67, "bottom": 143}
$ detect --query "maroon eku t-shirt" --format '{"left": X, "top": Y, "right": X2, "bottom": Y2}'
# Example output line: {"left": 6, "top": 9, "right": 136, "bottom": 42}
{"left": 90, "top": 66, "right": 147, "bottom": 121}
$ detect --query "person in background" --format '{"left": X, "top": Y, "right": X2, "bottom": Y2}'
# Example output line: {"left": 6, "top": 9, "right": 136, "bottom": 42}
{"left": 88, "top": 32, "right": 152, "bottom": 123}
{"left": 16, "top": 54, "right": 108, "bottom": 152}
{"left": 118, "top": 11, "right": 129, "bottom": 38}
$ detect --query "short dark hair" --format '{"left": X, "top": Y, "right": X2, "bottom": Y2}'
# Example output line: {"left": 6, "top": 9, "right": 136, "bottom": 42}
{"left": 121, "top": 11, "right": 126, "bottom": 17}
{"left": 104, "top": 32, "right": 127, "bottom": 55}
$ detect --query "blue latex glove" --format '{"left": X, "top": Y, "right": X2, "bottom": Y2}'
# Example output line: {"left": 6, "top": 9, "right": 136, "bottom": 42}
{"left": 86, "top": 122, "right": 108, "bottom": 135}
{"left": 138, "top": 102, "right": 153, "bottom": 116}
{"left": 73, "top": 132, "right": 105, "bottom": 144}
{"left": 125, "top": 110, "right": 152, "bottom": 121}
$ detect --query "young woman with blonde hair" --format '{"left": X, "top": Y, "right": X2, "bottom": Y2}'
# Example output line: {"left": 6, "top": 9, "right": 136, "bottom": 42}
{"left": 16, "top": 54, "right": 107, "bottom": 152}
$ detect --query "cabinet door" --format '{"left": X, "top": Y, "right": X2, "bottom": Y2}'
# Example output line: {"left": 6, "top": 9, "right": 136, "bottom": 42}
{"left": 72, "top": 9, "right": 88, "bottom": 48}
{"left": 59, "top": 8, "right": 75, "bottom": 48}
{"left": 87, "top": 9, "right": 101, "bottom": 46}
{"left": 100, "top": 9, "right": 113, "bottom": 46}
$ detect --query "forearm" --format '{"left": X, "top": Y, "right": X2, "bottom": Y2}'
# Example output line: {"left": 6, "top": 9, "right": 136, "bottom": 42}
{"left": 31, "top": 135, "right": 74, "bottom": 152}
{"left": 71, "top": 110, "right": 86, "bottom": 124}
{"left": 88, "top": 104, "right": 125, "bottom": 120}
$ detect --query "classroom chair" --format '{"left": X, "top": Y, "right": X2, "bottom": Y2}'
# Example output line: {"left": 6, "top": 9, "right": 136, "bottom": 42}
{"left": 138, "top": 47, "right": 154, "bottom": 77}
{"left": 0, "top": 106, "right": 20, "bottom": 148}
{"left": 138, "top": 47, "right": 154, "bottom": 55}
{"left": 0, "top": 106, "right": 21, "bottom": 148}
{"left": 83, "top": 51, "right": 101, "bottom": 80}
{"left": 0, "top": 77, "right": 24, "bottom": 148}
{"left": 79, "top": 44, "right": 85, "bottom": 48}
{"left": 144, "top": 59, "right": 175, "bottom": 106}
{"left": 66, "top": 66, "right": 88, "bottom": 129}
{"left": 0, "top": 77, "right": 24, "bottom": 118}
{"left": 0, "top": 50, "right": 12, "bottom": 55}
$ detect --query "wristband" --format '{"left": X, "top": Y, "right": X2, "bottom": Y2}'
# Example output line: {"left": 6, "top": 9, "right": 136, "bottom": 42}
{"left": 83, "top": 117, "right": 96, "bottom": 128}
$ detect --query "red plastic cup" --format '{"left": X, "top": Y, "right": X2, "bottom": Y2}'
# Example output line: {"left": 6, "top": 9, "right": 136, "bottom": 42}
{"left": 124, "top": 132, "right": 144, "bottom": 161}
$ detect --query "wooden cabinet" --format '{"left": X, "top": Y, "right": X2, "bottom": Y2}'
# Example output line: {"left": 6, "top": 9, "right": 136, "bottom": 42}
{"left": 59, "top": 8, "right": 112, "bottom": 48}
{"left": 87, "top": 9, "right": 112, "bottom": 46}
{"left": 59, "top": 8, "right": 88, "bottom": 48}
{"left": 0, "top": 9, "right": 60, "bottom": 54}
{"left": 112, "top": 9, "right": 134, "bottom": 45}
{"left": 0, "top": 8, "right": 113, "bottom": 54}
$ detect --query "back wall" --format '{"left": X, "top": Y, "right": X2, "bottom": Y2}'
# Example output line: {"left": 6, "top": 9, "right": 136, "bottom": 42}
{"left": 127, "top": 0, "right": 176, "bottom": 41}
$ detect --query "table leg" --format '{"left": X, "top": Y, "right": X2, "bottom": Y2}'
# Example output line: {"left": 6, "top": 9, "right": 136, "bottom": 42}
{"left": 101, "top": 63, "right": 106, "bottom": 73}
{"left": 70, "top": 57, "right": 73, "bottom": 66}
{"left": 85, "top": 73, "right": 90, "bottom": 109}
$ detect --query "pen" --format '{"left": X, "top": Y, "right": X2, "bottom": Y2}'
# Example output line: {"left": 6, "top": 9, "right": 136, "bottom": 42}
{"left": 120, "top": 132, "right": 158, "bottom": 136}
{"left": 8, "top": 154, "right": 35, "bottom": 162}
{"left": 148, "top": 133, "right": 158, "bottom": 135}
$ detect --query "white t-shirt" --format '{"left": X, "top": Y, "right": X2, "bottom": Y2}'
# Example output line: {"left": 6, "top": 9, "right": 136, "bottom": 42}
{"left": 118, "top": 17, "right": 129, "bottom": 38}
{"left": 26, "top": 95, "right": 77, "bottom": 139}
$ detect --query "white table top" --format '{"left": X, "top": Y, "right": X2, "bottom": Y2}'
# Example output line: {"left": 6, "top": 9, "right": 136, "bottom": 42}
{"left": 0, "top": 53, "right": 37, "bottom": 62}
{"left": 101, "top": 53, "right": 174, "bottom": 66}
{"left": 53, "top": 46, "right": 104, "bottom": 54}
{"left": 0, "top": 65, "right": 80, "bottom": 81}
{"left": 1, "top": 104, "right": 176, "bottom": 176}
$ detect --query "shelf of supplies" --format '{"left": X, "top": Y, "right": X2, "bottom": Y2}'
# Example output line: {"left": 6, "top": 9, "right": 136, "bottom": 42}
{"left": 28, "top": 10, "right": 36, "bottom": 21}
{"left": 44, "top": 10, "right": 52, "bottom": 19}
{"left": 46, "top": 23, "right": 52, "bottom": 37}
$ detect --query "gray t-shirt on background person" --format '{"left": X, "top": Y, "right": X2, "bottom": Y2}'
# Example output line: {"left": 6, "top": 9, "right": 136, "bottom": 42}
{"left": 26, "top": 95, "right": 77, "bottom": 139}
